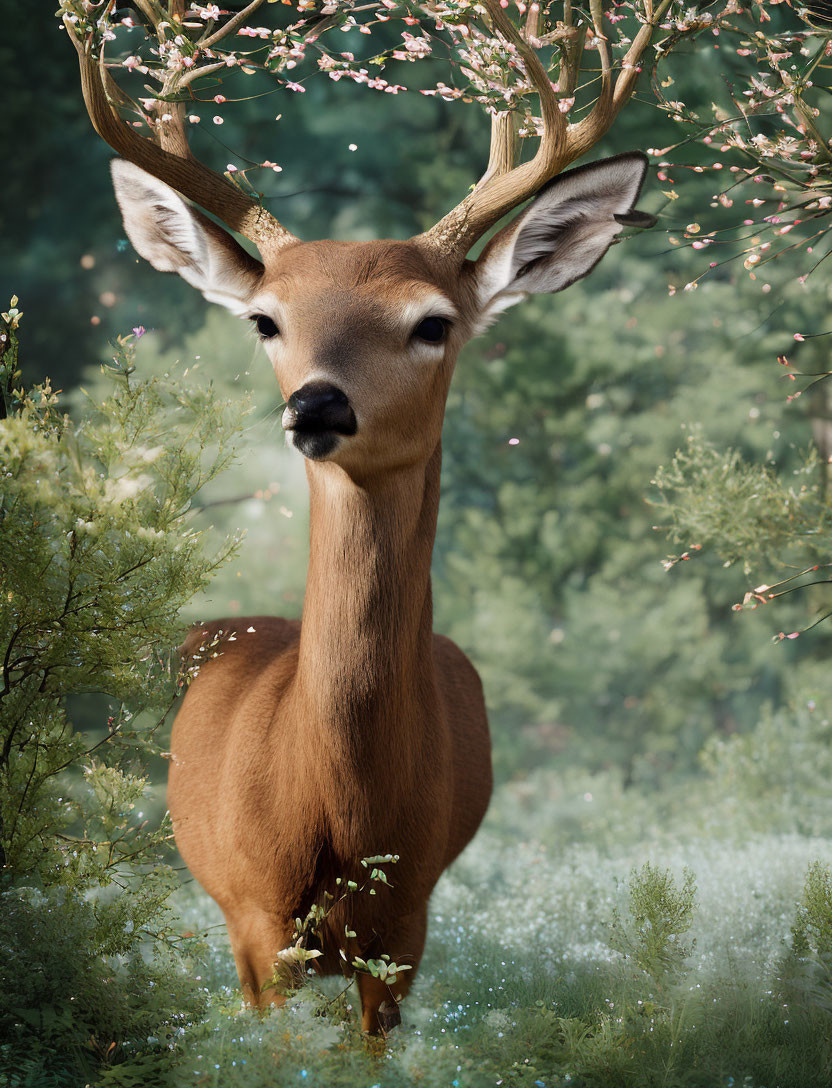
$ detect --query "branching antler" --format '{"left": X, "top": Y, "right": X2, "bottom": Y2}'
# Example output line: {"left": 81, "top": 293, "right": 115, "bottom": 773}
{"left": 419, "top": 0, "right": 675, "bottom": 259}
{"left": 62, "top": 0, "right": 689, "bottom": 261}
{"left": 63, "top": 1, "right": 297, "bottom": 254}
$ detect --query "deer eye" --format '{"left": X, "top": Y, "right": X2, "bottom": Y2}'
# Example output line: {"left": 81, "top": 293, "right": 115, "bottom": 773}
{"left": 413, "top": 316, "right": 448, "bottom": 344}
{"left": 252, "top": 314, "right": 279, "bottom": 339}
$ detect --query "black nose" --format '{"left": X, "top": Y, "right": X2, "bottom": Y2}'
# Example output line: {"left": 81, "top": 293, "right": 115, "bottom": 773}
{"left": 283, "top": 381, "right": 357, "bottom": 436}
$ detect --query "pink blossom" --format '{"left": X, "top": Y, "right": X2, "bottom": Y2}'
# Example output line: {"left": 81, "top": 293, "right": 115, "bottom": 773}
{"left": 402, "top": 32, "right": 432, "bottom": 57}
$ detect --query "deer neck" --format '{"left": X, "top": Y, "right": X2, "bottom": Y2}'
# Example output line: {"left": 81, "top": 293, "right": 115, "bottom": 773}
{"left": 294, "top": 445, "right": 442, "bottom": 757}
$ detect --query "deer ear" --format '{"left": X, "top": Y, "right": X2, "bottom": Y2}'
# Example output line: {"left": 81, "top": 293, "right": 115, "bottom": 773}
{"left": 110, "top": 159, "right": 263, "bottom": 315}
{"left": 473, "top": 152, "right": 654, "bottom": 326}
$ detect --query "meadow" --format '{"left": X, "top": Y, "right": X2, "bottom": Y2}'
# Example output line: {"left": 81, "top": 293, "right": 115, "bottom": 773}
{"left": 165, "top": 763, "right": 832, "bottom": 1088}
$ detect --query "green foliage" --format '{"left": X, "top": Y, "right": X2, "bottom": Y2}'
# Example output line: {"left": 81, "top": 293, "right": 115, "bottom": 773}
{"left": 777, "top": 861, "right": 832, "bottom": 1048}
{"left": 653, "top": 406, "right": 832, "bottom": 640}
{"left": 0, "top": 886, "right": 207, "bottom": 1088}
{"left": 0, "top": 311, "right": 241, "bottom": 1084}
{"left": 609, "top": 863, "right": 696, "bottom": 983}
{"left": 654, "top": 426, "right": 824, "bottom": 574}
{"left": 792, "top": 861, "right": 832, "bottom": 959}
{"left": 701, "top": 698, "right": 832, "bottom": 838}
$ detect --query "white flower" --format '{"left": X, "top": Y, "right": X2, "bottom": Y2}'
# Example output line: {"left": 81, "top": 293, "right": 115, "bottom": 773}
{"left": 274, "top": 944, "right": 323, "bottom": 965}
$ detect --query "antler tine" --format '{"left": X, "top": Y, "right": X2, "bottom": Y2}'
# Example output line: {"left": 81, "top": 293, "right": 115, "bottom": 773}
{"left": 418, "top": 0, "right": 569, "bottom": 258}
{"left": 563, "top": 0, "right": 613, "bottom": 160}
{"left": 566, "top": 0, "right": 674, "bottom": 159}
{"left": 64, "top": 12, "right": 297, "bottom": 256}
{"left": 419, "top": 0, "right": 669, "bottom": 261}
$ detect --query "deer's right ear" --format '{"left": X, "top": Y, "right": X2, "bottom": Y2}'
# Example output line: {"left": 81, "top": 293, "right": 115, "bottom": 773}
{"left": 111, "top": 160, "right": 263, "bottom": 315}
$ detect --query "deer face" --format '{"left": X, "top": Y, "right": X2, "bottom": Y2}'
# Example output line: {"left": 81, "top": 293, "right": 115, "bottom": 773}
{"left": 111, "top": 154, "right": 652, "bottom": 478}
{"left": 248, "top": 240, "right": 470, "bottom": 473}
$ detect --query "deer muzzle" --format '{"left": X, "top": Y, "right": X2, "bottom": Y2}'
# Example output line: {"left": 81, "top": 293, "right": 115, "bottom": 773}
{"left": 282, "top": 381, "right": 358, "bottom": 460}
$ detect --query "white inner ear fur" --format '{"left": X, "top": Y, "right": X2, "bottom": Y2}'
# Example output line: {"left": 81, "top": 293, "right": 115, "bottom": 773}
{"left": 472, "top": 153, "right": 651, "bottom": 331}
{"left": 110, "top": 159, "right": 263, "bottom": 316}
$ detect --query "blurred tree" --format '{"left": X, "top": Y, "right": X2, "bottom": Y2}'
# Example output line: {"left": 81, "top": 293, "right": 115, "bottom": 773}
{"left": 437, "top": 238, "right": 828, "bottom": 781}
{"left": 13, "top": 0, "right": 832, "bottom": 787}
{"left": 73, "top": 224, "right": 829, "bottom": 785}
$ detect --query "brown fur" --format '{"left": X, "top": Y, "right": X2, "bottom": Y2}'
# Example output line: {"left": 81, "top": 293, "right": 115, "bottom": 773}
{"left": 169, "top": 245, "right": 493, "bottom": 1032}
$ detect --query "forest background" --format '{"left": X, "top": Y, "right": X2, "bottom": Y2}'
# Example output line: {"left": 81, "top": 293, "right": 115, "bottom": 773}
{"left": 3, "top": 1, "right": 832, "bottom": 1086}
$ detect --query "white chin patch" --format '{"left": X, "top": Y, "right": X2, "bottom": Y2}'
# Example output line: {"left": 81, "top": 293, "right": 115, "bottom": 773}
{"left": 288, "top": 430, "right": 341, "bottom": 461}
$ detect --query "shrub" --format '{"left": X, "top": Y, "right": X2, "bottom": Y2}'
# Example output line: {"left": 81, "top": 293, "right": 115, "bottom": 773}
{"left": 0, "top": 303, "right": 243, "bottom": 1084}
{"left": 609, "top": 862, "right": 697, "bottom": 984}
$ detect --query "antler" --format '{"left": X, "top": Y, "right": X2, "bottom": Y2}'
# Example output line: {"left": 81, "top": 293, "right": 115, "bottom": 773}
{"left": 63, "top": 1, "right": 298, "bottom": 255}
{"left": 418, "top": 0, "right": 672, "bottom": 260}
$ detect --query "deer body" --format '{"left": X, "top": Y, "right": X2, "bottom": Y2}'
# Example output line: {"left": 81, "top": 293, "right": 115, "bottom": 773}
{"left": 68, "top": 0, "right": 657, "bottom": 1036}
{"left": 169, "top": 432, "right": 491, "bottom": 1028}
{"left": 108, "top": 185, "right": 654, "bottom": 1031}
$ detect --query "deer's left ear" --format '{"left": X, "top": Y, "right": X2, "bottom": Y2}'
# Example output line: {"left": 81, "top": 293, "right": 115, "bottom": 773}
{"left": 472, "top": 152, "right": 654, "bottom": 327}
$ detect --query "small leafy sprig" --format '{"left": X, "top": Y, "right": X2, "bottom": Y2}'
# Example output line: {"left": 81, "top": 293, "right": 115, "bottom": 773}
{"left": 262, "top": 853, "right": 413, "bottom": 998}
{"left": 609, "top": 862, "right": 697, "bottom": 988}
{"left": 1, "top": 295, "right": 23, "bottom": 419}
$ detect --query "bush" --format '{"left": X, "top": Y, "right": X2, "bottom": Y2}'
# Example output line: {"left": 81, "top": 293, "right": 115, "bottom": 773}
{"left": 609, "top": 863, "right": 697, "bottom": 983}
{"left": 0, "top": 305, "right": 242, "bottom": 1084}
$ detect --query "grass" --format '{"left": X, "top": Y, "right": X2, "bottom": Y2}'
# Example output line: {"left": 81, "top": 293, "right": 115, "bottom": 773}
{"left": 156, "top": 768, "right": 832, "bottom": 1088}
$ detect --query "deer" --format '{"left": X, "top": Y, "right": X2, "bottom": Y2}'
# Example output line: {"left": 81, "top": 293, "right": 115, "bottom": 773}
{"left": 65, "top": 0, "right": 658, "bottom": 1035}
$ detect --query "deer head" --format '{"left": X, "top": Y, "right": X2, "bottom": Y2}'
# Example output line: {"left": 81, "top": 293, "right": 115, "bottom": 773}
{"left": 68, "top": 0, "right": 656, "bottom": 480}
